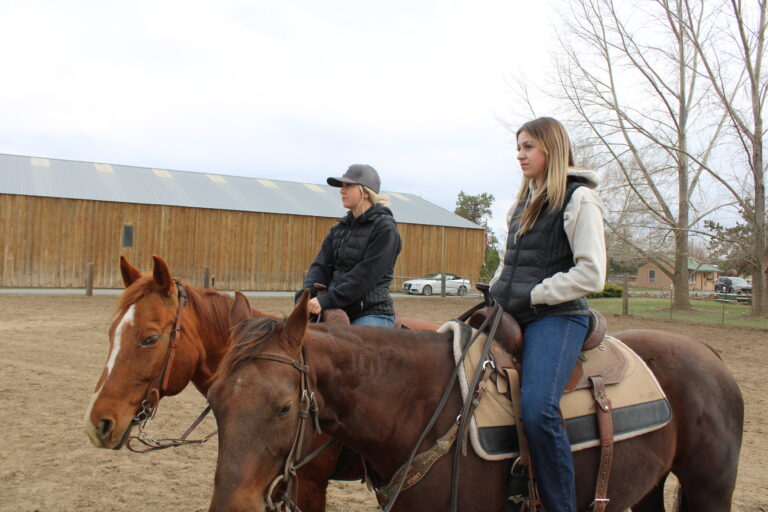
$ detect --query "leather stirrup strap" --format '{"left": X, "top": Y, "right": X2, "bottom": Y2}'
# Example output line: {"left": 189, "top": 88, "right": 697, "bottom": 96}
{"left": 507, "top": 369, "right": 544, "bottom": 511}
{"left": 588, "top": 375, "right": 613, "bottom": 511}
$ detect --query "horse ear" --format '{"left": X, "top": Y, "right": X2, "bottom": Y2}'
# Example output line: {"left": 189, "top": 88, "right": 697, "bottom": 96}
{"left": 151, "top": 255, "right": 174, "bottom": 295}
{"left": 230, "top": 292, "right": 252, "bottom": 327}
{"left": 283, "top": 289, "right": 310, "bottom": 350}
{"left": 119, "top": 256, "right": 142, "bottom": 287}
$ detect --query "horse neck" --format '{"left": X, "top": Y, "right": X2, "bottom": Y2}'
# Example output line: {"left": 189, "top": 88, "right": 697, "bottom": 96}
{"left": 181, "top": 284, "right": 234, "bottom": 394}
{"left": 306, "top": 325, "right": 457, "bottom": 473}
{"left": 181, "top": 286, "right": 278, "bottom": 394}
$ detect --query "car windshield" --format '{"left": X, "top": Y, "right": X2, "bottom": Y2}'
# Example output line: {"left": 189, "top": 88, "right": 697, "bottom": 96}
{"left": 423, "top": 274, "right": 441, "bottom": 279}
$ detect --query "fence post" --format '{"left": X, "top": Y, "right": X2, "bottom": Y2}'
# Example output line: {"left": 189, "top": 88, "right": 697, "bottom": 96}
{"left": 622, "top": 273, "right": 629, "bottom": 315}
{"left": 721, "top": 300, "right": 726, "bottom": 325}
{"left": 441, "top": 273, "right": 447, "bottom": 297}
{"left": 669, "top": 284, "right": 674, "bottom": 320}
{"left": 85, "top": 263, "right": 94, "bottom": 297}
{"left": 203, "top": 267, "right": 210, "bottom": 289}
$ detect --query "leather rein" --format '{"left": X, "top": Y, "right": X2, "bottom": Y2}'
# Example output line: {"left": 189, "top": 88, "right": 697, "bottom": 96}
{"left": 378, "top": 302, "right": 504, "bottom": 512}
{"left": 126, "top": 281, "right": 217, "bottom": 453}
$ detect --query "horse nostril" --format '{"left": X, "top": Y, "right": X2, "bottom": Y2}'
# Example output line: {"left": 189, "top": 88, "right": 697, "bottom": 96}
{"left": 97, "top": 418, "right": 114, "bottom": 439}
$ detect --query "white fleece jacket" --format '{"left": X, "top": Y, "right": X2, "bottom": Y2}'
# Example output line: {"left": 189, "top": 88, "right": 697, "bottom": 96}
{"left": 490, "top": 168, "right": 607, "bottom": 306}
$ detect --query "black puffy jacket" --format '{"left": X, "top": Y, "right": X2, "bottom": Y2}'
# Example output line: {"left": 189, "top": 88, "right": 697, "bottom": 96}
{"left": 297, "top": 204, "right": 401, "bottom": 320}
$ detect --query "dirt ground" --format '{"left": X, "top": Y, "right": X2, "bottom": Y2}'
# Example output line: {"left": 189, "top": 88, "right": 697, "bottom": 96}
{"left": 0, "top": 294, "right": 765, "bottom": 511}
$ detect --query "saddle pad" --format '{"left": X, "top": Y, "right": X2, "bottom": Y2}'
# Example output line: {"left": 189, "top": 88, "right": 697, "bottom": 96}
{"left": 440, "top": 320, "right": 672, "bottom": 461}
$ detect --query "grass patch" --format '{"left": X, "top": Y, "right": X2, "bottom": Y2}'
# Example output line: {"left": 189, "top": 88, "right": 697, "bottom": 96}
{"left": 589, "top": 297, "right": 768, "bottom": 329}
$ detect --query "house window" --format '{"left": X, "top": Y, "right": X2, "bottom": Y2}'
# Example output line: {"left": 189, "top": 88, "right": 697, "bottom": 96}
{"left": 648, "top": 269, "right": 656, "bottom": 283}
{"left": 121, "top": 225, "right": 134, "bottom": 248}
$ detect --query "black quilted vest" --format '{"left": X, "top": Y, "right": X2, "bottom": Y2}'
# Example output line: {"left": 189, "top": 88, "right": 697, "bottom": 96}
{"left": 328, "top": 205, "right": 398, "bottom": 319}
{"left": 490, "top": 180, "right": 589, "bottom": 324}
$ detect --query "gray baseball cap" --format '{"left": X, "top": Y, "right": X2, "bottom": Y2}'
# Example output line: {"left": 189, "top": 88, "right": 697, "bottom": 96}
{"left": 327, "top": 164, "right": 381, "bottom": 194}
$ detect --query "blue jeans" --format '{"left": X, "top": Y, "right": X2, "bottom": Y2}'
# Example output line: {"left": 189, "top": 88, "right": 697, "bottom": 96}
{"left": 519, "top": 314, "right": 589, "bottom": 512}
{"left": 351, "top": 314, "right": 395, "bottom": 327}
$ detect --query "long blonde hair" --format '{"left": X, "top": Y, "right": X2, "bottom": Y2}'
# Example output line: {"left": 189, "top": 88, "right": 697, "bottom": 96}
{"left": 362, "top": 186, "right": 390, "bottom": 206}
{"left": 514, "top": 117, "right": 574, "bottom": 236}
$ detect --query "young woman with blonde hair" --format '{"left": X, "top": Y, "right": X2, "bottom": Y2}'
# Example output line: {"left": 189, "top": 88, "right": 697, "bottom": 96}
{"left": 296, "top": 164, "right": 401, "bottom": 326}
{"left": 489, "top": 117, "right": 606, "bottom": 511}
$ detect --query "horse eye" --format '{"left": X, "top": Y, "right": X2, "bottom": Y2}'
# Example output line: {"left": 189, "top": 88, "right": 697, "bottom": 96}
{"left": 277, "top": 404, "right": 292, "bottom": 417}
{"left": 140, "top": 335, "right": 160, "bottom": 347}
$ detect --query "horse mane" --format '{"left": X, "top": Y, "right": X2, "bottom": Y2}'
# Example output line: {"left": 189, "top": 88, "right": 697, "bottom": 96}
{"left": 184, "top": 285, "right": 233, "bottom": 340}
{"left": 213, "top": 317, "right": 280, "bottom": 382}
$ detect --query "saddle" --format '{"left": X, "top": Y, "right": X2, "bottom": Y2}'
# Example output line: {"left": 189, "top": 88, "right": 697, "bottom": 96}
{"left": 468, "top": 306, "right": 613, "bottom": 392}
{"left": 467, "top": 304, "right": 607, "bottom": 355}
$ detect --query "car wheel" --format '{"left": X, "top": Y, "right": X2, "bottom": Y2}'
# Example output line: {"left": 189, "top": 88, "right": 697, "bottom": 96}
{"left": 457, "top": 285, "right": 467, "bottom": 296}
{"left": 422, "top": 285, "right": 433, "bottom": 296}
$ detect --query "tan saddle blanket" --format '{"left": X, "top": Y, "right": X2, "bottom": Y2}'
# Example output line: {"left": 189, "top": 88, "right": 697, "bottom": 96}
{"left": 441, "top": 320, "right": 672, "bottom": 461}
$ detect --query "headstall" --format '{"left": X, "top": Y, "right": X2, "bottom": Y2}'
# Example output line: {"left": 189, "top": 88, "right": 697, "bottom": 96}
{"left": 127, "top": 281, "right": 216, "bottom": 453}
{"left": 253, "top": 350, "right": 322, "bottom": 512}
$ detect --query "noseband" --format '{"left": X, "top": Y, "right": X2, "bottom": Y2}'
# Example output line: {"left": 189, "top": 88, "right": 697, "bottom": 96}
{"left": 253, "top": 350, "right": 322, "bottom": 512}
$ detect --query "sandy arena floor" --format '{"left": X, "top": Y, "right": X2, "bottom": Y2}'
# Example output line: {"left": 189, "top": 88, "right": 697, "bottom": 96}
{"left": 0, "top": 294, "right": 765, "bottom": 511}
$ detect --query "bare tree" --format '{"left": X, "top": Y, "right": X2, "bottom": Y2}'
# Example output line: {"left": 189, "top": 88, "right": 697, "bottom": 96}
{"left": 548, "top": 0, "right": 728, "bottom": 309}
{"left": 675, "top": 0, "right": 768, "bottom": 315}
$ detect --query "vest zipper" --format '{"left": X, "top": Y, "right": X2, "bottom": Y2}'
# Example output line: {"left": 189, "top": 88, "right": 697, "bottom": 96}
{"left": 507, "top": 233, "right": 523, "bottom": 284}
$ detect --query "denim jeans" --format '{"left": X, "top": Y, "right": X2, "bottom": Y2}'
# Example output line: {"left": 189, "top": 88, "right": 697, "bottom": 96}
{"left": 351, "top": 314, "right": 395, "bottom": 327}
{"left": 519, "top": 314, "right": 589, "bottom": 512}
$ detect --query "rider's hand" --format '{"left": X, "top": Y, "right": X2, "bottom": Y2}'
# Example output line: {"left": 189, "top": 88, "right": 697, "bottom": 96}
{"left": 308, "top": 297, "right": 322, "bottom": 315}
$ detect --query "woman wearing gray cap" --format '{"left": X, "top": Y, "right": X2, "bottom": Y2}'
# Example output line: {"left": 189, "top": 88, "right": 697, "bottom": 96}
{"left": 296, "top": 164, "right": 402, "bottom": 326}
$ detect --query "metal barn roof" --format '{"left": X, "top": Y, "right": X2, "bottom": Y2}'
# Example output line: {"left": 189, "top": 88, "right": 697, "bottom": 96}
{"left": 0, "top": 154, "right": 482, "bottom": 230}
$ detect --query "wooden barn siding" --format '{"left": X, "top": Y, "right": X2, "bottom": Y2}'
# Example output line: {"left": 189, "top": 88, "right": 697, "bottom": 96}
{"left": 1, "top": 194, "right": 485, "bottom": 290}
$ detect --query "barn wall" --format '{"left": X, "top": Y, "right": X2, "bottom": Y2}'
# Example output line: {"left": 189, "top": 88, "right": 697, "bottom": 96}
{"left": 0, "top": 194, "right": 485, "bottom": 290}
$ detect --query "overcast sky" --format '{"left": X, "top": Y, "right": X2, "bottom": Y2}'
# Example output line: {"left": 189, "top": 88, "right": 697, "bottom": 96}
{"left": 0, "top": 1, "right": 561, "bottom": 236}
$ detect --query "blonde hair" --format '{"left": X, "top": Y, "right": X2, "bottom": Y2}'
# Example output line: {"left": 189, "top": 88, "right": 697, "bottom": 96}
{"left": 514, "top": 117, "right": 574, "bottom": 236}
{"left": 362, "top": 186, "right": 390, "bottom": 206}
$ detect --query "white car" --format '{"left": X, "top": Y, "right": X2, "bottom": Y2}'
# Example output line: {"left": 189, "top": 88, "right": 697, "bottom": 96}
{"left": 403, "top": 273, "right": 470, "bottom": 296}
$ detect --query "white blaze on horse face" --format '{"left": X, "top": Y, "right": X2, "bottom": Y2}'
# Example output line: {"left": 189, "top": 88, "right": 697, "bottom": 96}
{"left": 83, "top": 304, "right": 137, "bottom": 444}
{"left": 106, "top": 305, "right": 135, "bottom": 377}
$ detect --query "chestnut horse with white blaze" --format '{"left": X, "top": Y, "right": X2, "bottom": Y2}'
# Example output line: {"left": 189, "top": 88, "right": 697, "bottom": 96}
{"left": 83, "top": 255, "right": 438, "bottom": 512}
{"left": 207, "top": 291, "right": 744, "bottom": 512}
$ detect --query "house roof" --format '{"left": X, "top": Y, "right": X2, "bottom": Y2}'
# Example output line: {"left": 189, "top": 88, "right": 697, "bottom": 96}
{"left": 640, "top": 257, "right": 721, "bottom": 273}
{"left": 0, "top": 153, "right": 483, "bottom": 230}
{"left": 688, "top": 257, "right": 720, "bottom": 273}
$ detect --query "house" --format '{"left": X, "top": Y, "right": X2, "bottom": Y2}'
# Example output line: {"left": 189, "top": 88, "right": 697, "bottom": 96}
{"left": 635, "top": 257, "right": 721, "bottom": 291}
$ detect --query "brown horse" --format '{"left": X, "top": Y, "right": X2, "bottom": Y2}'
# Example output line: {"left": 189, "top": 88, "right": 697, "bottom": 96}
{"left": 83, "top": 255, "right": 438, "bottom": 512}
{"left": 207, "top": 291, "right": 744, "bottom": 511}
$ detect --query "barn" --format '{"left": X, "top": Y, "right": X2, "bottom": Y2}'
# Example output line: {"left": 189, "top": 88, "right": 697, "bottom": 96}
{"left": 0, "top": 154, "right": 485, "bottom": 291}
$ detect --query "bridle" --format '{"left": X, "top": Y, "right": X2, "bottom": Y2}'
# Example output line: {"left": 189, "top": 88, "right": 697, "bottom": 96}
{"left": 127, "top": 281, "right": 216, "bottom": 453}
{"left": 251, "top": 350, "right": 322, "bottom": 512}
